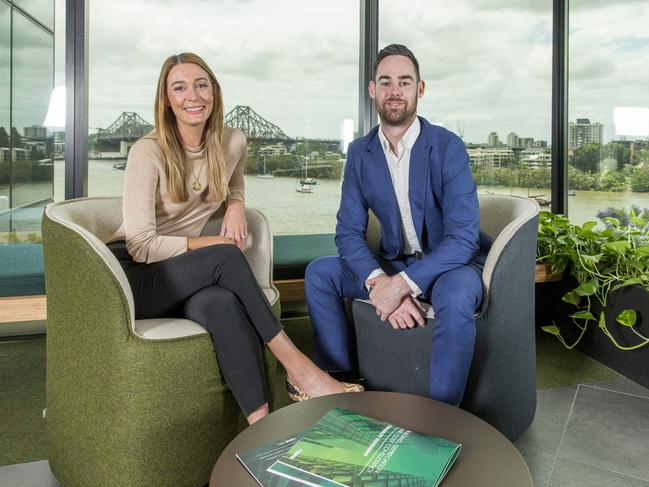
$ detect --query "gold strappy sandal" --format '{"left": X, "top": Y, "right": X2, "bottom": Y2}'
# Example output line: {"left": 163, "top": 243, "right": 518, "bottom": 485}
{"left": 286, "top": 380, "right": 364, "bottom": 402}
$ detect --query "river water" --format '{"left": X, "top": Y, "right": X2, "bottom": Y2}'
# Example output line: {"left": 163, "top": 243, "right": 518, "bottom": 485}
{"left": 26, "top": 159, "right": 649, "bottom": 235}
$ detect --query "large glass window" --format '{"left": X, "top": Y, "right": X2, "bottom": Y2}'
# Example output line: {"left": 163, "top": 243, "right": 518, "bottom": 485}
{"left": 88, "top": 0, "right": 359, "bottom": 235}
{"left": 0, "top": 2, "right": 10, "bottom": 218}
{"left": 567, "top": 1, "right": 649, "bottom": 225}
{"left": 52, "top": 0, "right": 64, "bottom": 202}
{"left": 11, "top": 12, "right": 54, "bottom": 210}
{"left": 0, "top": 4, "right": 54, "bottom": 246}
{"left": 380, "top": 0, "right": 553, "bottom": 204}
{"left": 13, "top": 0, "right": 53, "bottom": 30}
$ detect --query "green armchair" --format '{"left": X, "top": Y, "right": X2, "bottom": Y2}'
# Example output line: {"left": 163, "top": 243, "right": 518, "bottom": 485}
{"left": 43, "top": 196, "right": 279, "bottom": 487}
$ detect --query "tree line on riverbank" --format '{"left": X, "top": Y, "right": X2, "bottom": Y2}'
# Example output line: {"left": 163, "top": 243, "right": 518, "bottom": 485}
{"left": 472, "top": 140, "right": 649, "bottom": 193}
{"left": 472, "top": 164, "right": 649, "bottom": 192}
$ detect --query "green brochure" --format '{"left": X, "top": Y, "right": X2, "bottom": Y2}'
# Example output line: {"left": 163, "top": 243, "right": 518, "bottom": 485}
{"left": 266, "top": 408, "right": 461, "bottom": 487}
{"left": 236, "top": 434, "right": 305, "bottom": 486}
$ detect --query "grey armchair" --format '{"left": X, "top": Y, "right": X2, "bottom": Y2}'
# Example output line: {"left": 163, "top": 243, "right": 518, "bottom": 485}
{"left": 351, "top": 194, "right": 540, "bottom": 441}
{"left": 43, "top": 196, "right": 279, "bottom": 487}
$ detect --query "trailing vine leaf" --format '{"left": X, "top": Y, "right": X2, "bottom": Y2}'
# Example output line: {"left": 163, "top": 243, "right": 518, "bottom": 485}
{"left": 541, "top": 325, "right": 561, "bottom": 336}
{"left": 581, "top": 254, "right": 603, "bottom": 264}
{"left": 616, "top": 310, "right": 637, "bottom": 327}
{"left": 537, "top": 208, "right": 649, "bottom": 350}
{"left": 562, "top": 290, "right": 580, "bottom": 306}
{"left": 570, "top": 310, "right": 596, "bottom": 321}
{"left": 611, "top": 278, "right": 645, "bottom": 292}
{"left": 575, "top": 279, "right": 599, "bottom": 296}
{"left": 551, "top": 261, "right": 568, "bottom": 275}
{"left": 598, "top": 311, "right": 606, "bottom": 330}
{"left": 602, "top": 241, "right": 630, "bottom": 254}
{"left": 635, "top": 246, "right": 649, "bottom": 257}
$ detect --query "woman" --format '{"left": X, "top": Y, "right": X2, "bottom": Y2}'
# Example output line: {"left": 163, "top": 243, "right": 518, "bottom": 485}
{"left": 109, "top": 53, "right": 361, "bottom": 425}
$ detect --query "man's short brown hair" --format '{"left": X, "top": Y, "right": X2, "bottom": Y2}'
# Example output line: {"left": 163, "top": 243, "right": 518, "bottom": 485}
{"left": 372, "top": 44, "right": 421, "bottom": 81}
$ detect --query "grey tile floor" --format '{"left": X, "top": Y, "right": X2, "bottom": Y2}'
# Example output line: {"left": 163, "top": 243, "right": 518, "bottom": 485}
{"left": 515, "top": 376, "right": 649, "bottom": 487}
{"left": 2, "top": 376, "right": 648, "bottom": 487}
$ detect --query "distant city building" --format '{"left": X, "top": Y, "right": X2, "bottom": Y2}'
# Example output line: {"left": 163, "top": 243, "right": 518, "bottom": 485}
{"left": 52, "top": 131, "right": 65, "bottom": 158}
{"left": 488, "top": 132, "right": 500, "bottom": 148}
{"left": 519, "top": 137, "right": 534, "bottom": 149}
{"left": 24, "top": 141, "right": 47, "bottom": 154}
{"left": 520, "top": 149, "right": 552, "bottom": 169}
{"left": 258, "top": 144, "right": 287, "bottom": 156}
{"left": 569, "top": 118, "right": 603, "bottom": 149}
{"left": 507, "top": 132, "right": 519, "bottom": 149}
{"left": 534, "top": 140, "right": 548, "bottom": 148}
{"left": 468, "top": 148, "right": 514, "bottom": 167}
{"left": 6, "top": 148, "right": 27, "bottom": 161}
{"left": 23, "top": 125, "right": 48, "bottom": 139}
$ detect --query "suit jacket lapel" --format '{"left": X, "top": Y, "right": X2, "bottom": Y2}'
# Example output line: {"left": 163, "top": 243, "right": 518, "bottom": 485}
{"left": 367, "top": 132, "right": 400, "bottom": 241}
{"left": 409, "top": 129, "right": 429, "bottom": 243}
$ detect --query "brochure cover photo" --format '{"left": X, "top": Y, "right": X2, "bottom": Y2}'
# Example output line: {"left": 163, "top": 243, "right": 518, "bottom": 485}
{"left": 266, "top": 408, "right": 461, "bottom": 487}
{"left": 236, "top": 435, "right": 304, "bottom": 487}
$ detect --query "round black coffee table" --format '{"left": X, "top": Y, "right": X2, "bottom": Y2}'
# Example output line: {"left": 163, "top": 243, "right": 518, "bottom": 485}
{"left": 210, "top": 391, "right": 532, "bottom": 486}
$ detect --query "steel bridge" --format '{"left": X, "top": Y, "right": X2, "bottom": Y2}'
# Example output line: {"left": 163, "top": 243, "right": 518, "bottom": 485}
{"left": 96, "top": 107, "right": 340, "bottom": 148}
{"left": 96, "top": 112, "right": 154, "bottom": 142}
{"left": 224, "top": 105, "right": 290, "bottom": 141}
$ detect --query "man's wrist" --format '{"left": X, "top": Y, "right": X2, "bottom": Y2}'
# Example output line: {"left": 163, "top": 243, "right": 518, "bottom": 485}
{"left": 392, "top": 274, "right": 412, "bottom": 298}
{"left": 365, "top": 269, "right": 386, "bottom": 292}
{"left": 399, "top": 271, "right": 422, "bottom": 297}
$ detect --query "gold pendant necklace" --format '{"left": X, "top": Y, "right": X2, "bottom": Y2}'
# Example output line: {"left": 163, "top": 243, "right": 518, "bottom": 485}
{"left": 190, "top": 160, "right": 206, "bottom": 192}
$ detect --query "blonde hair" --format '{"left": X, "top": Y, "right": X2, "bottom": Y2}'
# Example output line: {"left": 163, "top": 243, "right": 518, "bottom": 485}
{"left": 154, "top": 52, "right": 229, "bottom": 203}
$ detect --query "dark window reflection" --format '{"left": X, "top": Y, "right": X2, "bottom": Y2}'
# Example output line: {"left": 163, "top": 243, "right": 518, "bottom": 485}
{"left": 11, "top": 12, "right": 54, "bottom": 214}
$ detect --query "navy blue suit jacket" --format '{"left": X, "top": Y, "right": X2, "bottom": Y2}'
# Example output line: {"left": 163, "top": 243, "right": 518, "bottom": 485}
{"left": 335, "top": 117, "right": 487, "bottom": 296}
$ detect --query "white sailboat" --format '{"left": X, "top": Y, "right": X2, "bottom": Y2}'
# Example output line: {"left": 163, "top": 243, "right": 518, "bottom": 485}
{"left": 299, "top": 157, "right": 316, "bottom": 185}
{"left": 257, "top": 156, "right": 274, "bottom": 179}
{"left": 296, "top": 184, "right": 314, "bottom": 194}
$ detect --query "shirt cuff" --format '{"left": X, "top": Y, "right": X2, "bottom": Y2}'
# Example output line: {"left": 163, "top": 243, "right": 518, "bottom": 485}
{"left": 399, "top": 271, "right": 422, "bottom": 297}
{"left": 365, "top": 268, "right": 385, "bottom": 291}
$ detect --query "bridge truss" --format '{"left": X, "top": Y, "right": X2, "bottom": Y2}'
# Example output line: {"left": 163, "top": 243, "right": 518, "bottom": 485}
{"left": 96, "top": 112, "right": 154, "bottom": 142}
{"left": 224, "top": 105, "right": 290, "bottom": 141}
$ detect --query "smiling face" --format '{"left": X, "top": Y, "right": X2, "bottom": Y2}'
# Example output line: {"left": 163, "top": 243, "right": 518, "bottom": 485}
{"left": 166, "top": 62, "right": 214, "bottom": 133}
{"left": 369, "top": 54, "right": 425, "bottom": 128}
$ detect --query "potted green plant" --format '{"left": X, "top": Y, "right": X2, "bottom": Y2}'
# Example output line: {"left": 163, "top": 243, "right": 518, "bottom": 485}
{"left": 536, "top": 208, "right": 649, "bottom": 385}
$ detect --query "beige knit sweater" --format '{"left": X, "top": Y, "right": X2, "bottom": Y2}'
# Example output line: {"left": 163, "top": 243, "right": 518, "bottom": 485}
{"left": 110, "top": 127, "right": 246, "bottom": 263}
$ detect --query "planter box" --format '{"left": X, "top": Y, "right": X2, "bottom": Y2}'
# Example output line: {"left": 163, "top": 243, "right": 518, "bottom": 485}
{"left": 536, "top": 281, "right": 649, "bottom": 389}
{"left": 581, "top": 285, "right": 649, "bottom": 389}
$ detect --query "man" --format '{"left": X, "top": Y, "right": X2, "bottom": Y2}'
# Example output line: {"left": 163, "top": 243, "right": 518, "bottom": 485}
{"left": 305, "top": 44, "right": 488, "bottom": 406}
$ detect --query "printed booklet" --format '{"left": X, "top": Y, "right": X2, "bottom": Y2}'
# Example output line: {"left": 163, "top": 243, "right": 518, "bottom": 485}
{"left": 237, "top": 407, "right": 461, "bottom": 487}
{"left": 236, "top": 434, "right": 305, "bottom": 486}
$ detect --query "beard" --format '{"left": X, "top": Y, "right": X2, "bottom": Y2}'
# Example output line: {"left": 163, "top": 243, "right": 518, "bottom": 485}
{"left": 376, "top": 97, "right": 417, "bottom": 127}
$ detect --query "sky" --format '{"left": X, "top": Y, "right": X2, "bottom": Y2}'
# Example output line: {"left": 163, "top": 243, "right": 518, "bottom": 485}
{"left": 40, "top": 0, "right": 649, "bottom": 144}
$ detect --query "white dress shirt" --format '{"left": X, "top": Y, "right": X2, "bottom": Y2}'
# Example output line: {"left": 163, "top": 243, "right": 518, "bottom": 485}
{"left": 366, "top": 118, "right": 423, "bottom": 297}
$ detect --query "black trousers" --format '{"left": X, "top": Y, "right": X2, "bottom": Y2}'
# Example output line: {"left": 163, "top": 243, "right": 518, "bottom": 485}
{"left": 108, "top": 242, "right": 283, "bottom": 416}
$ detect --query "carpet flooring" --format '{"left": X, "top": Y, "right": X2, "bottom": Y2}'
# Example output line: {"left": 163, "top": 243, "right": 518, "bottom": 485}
{"left": 0, "top": 317, "right": 619, "bottom": 466}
